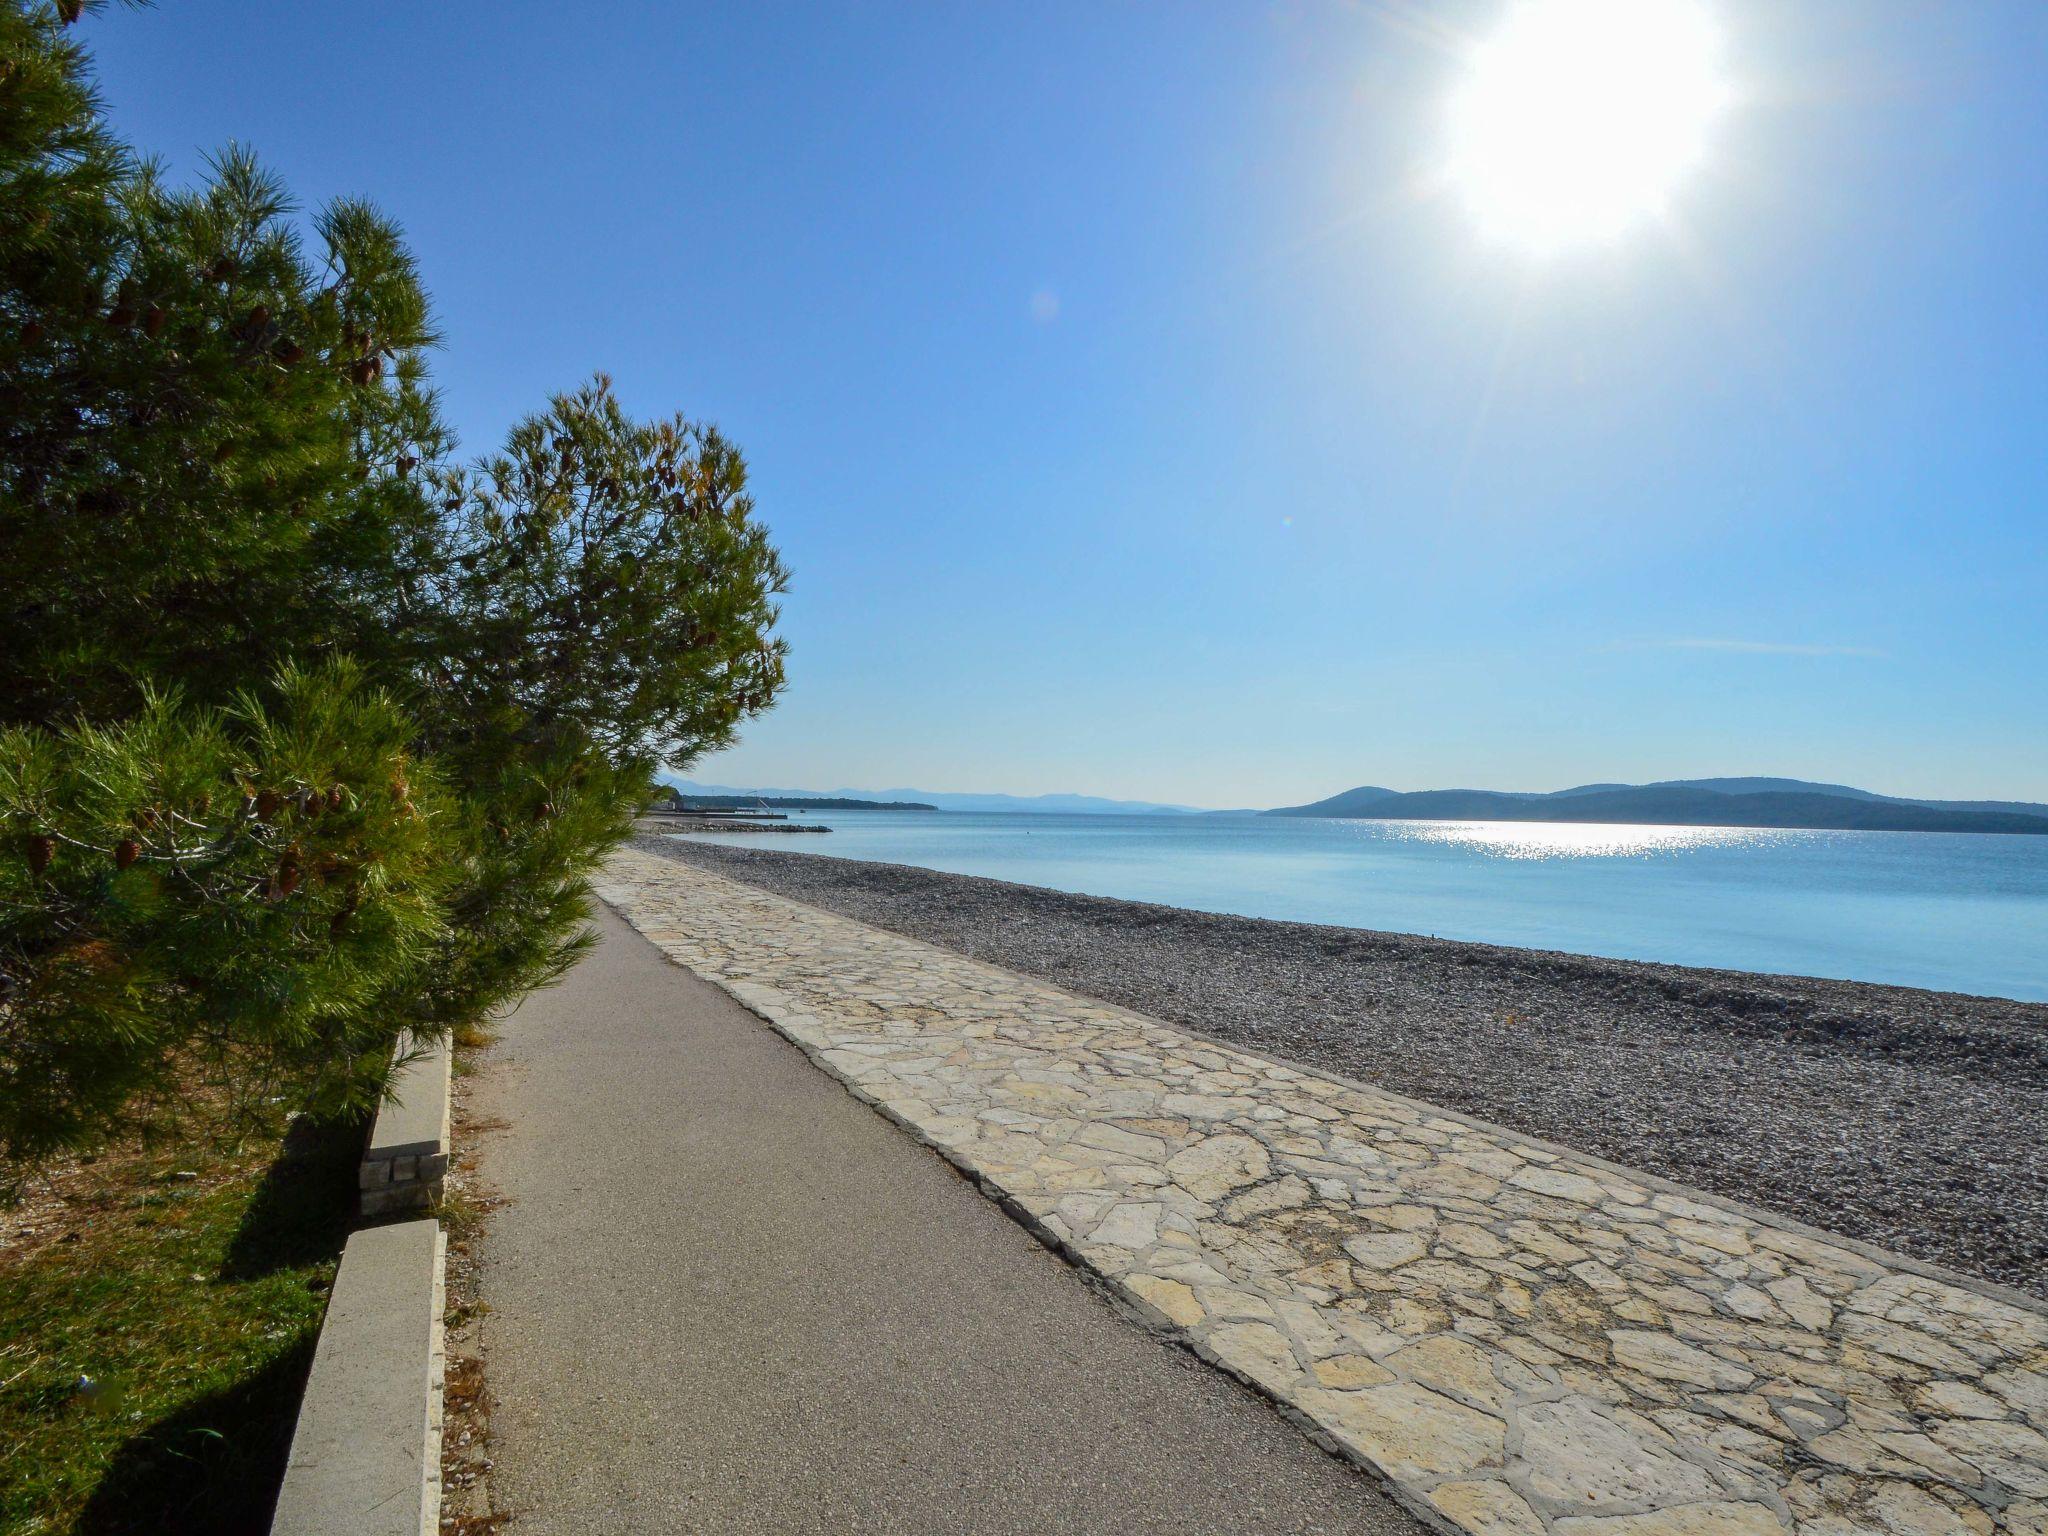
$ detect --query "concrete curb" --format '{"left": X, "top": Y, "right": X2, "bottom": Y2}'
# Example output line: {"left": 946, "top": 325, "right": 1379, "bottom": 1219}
{"left": 271, "top": 1218, "right": 447, "bottom": 1536}
{"left": 270, "top": 1032, "right": 456, "bottom": 1533}
{"left": 360, "top": 1032, "right": 452, "bottom": 1216}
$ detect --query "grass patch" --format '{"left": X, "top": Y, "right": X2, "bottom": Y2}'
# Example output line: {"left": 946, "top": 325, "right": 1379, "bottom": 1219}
{"left": 0, "top": 1114, "right": 359, "bottom": 1536}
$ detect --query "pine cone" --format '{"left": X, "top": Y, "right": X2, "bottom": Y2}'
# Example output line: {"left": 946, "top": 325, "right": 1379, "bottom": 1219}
{"left": 114, "top": 839, "right": 140, "bottom": 870}
{"left": 143, "top": 306, "right": 166, "bottom": 338}
{"left": 351, "top": 356, "right": 381, "bottom": 386}
{"left": 25, "top": 835, "right": 54, "bottom": 874}
{"left": 326, "top": 785, "right": 345, "bottom": 811}
{"left": 254, "top": 789, "right": 283, "bottom": 821}
{"left": 274, "top": 338, "right": 303, "bottom": 365}
{"left": 208, "top": 255, "right": 238, "bottom": 282}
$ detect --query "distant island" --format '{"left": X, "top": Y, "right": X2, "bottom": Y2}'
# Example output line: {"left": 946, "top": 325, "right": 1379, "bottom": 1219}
{"left": 1266, "top": 777, "right": 2048, "bottom": 835}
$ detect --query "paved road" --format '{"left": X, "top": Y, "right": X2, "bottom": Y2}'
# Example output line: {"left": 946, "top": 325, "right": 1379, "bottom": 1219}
{"left": 472, "top": 905, "right": 1421, "bottom": 1535}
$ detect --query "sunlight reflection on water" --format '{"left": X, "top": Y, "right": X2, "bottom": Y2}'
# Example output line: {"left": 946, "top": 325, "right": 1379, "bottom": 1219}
{"left": 1367, "top": 819, "right": 1793, "bottom": 861}
{"left": 676, "top": 810, "right": 2048, "bottom": 997}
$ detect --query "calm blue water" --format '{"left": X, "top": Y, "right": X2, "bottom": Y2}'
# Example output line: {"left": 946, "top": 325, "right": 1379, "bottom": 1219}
{"left": 676, "top": 811, "right": 2048, "bottom": 1001}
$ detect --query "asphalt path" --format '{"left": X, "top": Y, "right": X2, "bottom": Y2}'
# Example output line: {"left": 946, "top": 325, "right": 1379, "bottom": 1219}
{"left": 471, "top": 904, "right": 1420, "bottom": 1535}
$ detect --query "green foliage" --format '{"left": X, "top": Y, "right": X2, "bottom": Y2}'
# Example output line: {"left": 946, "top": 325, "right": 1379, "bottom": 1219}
{"left": 0, "top": 1, "right": 787, "bottom": 1168}
{"left": 0, "top": 664, "right": 446, "bottom": 1163}
{"left": 0, "top": 132, "right": 446, "bottom": 723}
{"left": 396, "top": 741, "right": 642, "bottom": 1046}
{"left": 430, "top": 376, "right": 788, "bottom": 773}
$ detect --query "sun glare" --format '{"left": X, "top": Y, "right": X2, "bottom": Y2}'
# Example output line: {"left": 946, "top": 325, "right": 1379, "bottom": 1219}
{"left": 1447, "top": 0, "right": 1728, "bottom": 253}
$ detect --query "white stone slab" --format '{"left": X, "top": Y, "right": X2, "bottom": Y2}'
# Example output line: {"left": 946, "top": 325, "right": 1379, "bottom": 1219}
{"left": 365, "top": 1032, "right": 451, "bottom": 1163}
{"left": 272, "top": 1218, "right": 445, "bottom": 1536}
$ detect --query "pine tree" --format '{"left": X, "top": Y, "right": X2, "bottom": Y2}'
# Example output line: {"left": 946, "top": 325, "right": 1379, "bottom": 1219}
{"left": 428, "top": 375, "right": 789, "bottom": 775}
{"left": 0, "top": 665, "right": 448, "bottom": 1157}
{"left": 0, "top": 1, "right": 789, "bottom": 1169}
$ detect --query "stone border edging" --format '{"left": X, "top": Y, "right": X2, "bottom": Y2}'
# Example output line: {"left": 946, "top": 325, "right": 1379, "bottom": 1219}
{"left": 271, "top": 1032, "right": 456, "bottom": 1533}
{"left": 270, "top": 1217, "right": 447, "bottom": 1536}
{"left": 361, "top": 1031, "right": 452, "bottom": 1216}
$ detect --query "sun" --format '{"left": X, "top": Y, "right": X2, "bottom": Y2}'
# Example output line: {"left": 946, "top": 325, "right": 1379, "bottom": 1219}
{"left": 1446, "top": 0, "right": 1728, "bottom": 253}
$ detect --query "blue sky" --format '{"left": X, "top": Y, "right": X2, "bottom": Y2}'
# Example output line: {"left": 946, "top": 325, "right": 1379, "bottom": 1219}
{"left": 90, "top": 2, "right": 2047, "bottom": 807}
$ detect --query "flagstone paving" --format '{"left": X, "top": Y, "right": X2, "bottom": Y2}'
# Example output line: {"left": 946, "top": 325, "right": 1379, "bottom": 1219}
{"left": 594, "top": 848, "right": 2048, "bottom": 1536}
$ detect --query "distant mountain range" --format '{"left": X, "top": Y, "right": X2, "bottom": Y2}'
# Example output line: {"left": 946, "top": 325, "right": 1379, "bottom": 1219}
{"left": 1266, "top": 778, "right": 2048, "bottom": 835}
{"left": 664, "top": 774, "right": 2048, "bottom": 834}
{"left": 662, "top": 778, "right": 1200, "bottom": 816}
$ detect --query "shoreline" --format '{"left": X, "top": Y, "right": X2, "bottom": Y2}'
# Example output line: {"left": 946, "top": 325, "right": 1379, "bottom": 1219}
{"left": 631, "top": 815, "right": 829, "bottom": 835}
{"left": 635, "top": 833, "right": 2048, "bottom": 1297}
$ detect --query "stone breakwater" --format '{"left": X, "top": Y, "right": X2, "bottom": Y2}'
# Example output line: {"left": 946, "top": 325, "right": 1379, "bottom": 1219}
{"left": 596, "top": 848, "right": 2048, "bottom": 1536}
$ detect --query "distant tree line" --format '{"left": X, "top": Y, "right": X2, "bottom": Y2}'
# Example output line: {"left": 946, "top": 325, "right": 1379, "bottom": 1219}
{"left": 0, "top": 0, "right": 788, "bottom": 1171}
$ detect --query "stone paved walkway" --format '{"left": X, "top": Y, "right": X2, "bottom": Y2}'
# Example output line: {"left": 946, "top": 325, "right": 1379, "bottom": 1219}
{"left": 595, "top": 848, "right": 2048, "bottom": 1536}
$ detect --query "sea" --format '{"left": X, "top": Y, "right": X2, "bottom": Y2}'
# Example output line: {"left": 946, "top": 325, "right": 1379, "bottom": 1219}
{"left": 672, "top": 810, "right": 2048, "bottom": 1002}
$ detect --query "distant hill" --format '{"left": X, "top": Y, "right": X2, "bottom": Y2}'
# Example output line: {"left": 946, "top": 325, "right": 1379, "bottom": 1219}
{"left": 1630, "top": 778, "right": 2048, "bottom": 821}
{"left": 1295, "top": 776, "right": 2048, "bottom": 820}
{"left": 1265, "top": 785, "right": 1401, "bottom": 819}
{"left": 1268, "top": 779, "right": 2048, "bottom": 835}
{"left": 663, "top": 778, "right": 1201, "bottom": 816}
